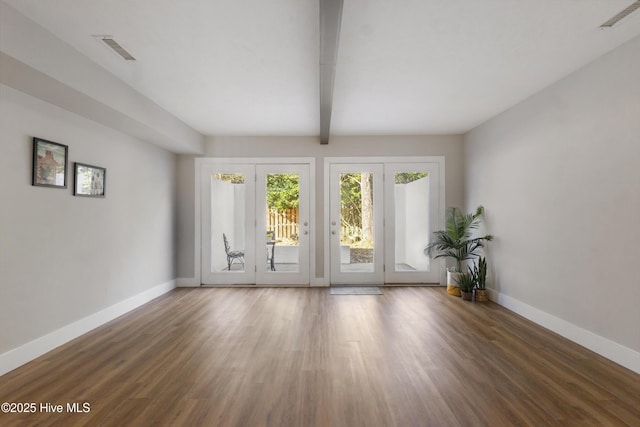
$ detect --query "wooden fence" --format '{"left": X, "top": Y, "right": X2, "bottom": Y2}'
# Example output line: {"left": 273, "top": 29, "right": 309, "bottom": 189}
{"left": 267, "top": 208, "right": 299, "bottom": 240}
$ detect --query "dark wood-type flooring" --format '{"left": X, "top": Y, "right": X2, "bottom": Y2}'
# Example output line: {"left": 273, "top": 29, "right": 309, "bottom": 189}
{"left": 1, "top": 287, "right": 639, "bottom": 426}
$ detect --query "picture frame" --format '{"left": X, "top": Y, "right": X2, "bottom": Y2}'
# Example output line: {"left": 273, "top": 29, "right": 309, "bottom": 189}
{"left": 32, "top": 137, "right": 68, "bottom": 188}
{"left": 74, "top": 162, "right": 106, "bottom": 198}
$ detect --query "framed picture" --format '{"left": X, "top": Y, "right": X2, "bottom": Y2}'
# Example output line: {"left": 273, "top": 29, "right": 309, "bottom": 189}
{"left": 32, "top": 137, "right": 68, "bottom": 188}
{"left": 74, "top": 162, "right": 106, "bottom": 198}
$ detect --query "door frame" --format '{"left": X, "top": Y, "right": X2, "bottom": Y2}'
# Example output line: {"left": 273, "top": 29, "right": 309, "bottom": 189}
{"left": 323, "top": 157, "right": 446, "bottom": 286}
{"left": 195, "top": 157, "right": 316, "bottom": 286}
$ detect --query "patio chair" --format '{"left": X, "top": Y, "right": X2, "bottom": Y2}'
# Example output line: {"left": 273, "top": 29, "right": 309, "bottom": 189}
{"left": 223, "top": 233, "right": 245, "bottom": 270}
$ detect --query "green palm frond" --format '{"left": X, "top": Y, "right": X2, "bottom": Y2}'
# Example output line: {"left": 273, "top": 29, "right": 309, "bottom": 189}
{"left": 425, "top": 206, "right": 492, "bottom": 271}
{"left": 432, "top": 250, "right": 460, "bottom": 260}
{"left": 445, "top": 206, "right": 485, "bottom": 240}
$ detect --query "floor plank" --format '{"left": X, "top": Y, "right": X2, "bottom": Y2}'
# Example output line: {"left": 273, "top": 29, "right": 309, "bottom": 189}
{"left": 1, "top": 287, "right": 638, "bottom": 426}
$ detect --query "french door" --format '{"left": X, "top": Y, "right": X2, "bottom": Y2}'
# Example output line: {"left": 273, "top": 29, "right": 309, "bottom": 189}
{"left": 201, "top": 162, "right": 310, "bottom": 285}
{"left": 329, "top": 160, "right": 441, "bottom": 285}
{"left": 329, "top": 164, "right": 384, "bottom": 284}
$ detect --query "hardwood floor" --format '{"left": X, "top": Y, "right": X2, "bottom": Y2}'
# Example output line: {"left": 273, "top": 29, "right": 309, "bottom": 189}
{"left": 1, "top": 287, "right": 639, "bottom": 426}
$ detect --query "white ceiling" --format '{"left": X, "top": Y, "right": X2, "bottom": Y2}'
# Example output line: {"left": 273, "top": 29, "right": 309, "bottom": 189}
{"left": 5, "top": 0, "right": 640, "bottom": 137}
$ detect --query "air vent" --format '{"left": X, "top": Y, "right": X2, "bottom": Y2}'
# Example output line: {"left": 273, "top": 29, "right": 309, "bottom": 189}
{"left": 600, "top": 1, "right": 640, "bottom": 28}
{"left": 97, "top": 36, "right": 136, "bottom": 61}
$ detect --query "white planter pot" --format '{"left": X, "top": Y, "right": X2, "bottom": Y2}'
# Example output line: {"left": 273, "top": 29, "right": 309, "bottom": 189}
{"left": 446, "top": 270, "right": 461, "bottom": 296}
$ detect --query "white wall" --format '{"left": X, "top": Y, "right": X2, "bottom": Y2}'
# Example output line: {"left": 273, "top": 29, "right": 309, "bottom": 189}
{"left": 464, "top": 35, "right": 640, "bottom": 372}
{"left": 176, "top": 154, "right": 197, "bottom": 279}
{"left": 176, "top": 135, "right": 464, "bottom": 281}
{"left": 0, "top": 85, "right": 177, "bottom": 363}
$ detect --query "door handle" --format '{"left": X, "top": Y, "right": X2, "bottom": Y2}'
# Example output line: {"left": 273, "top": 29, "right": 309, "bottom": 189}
{"left": 331, "top": 230, "right": 336, "bottom": 235}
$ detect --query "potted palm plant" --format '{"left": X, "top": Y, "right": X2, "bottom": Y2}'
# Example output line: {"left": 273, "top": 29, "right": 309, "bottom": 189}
{"left": 424, "top": 206, "right": 493, "bottom": 296}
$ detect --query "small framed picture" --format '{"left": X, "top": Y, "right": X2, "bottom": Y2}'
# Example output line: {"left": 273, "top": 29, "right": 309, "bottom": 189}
{"left": 74, "top": 162, "right": 106, "bottom": 198}
{"left": 32, "top": 137, "right": 68, "bottom": 188}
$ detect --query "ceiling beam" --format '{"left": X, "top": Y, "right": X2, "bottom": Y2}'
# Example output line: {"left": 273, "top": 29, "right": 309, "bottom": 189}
{"left": 319, "top": 0, "right": 344, "bottom": 144}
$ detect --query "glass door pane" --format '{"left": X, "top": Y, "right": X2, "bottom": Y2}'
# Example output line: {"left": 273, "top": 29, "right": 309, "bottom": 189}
{"left": 394, "top": 172, "right": 429, "bottom": 272}
{"left": 330, "top": 164, "right": 383, "bottom": 285}
{"left": 339, "top": 172, "right": 375, "bottom": 273}
{"left": 256, "top": 164, "right": 310, "bottom": 285}
{"left": 211, "top": 173, "right": 246, "bottom": 272}
{"left": 384, "top": 162, "right": 441, "bottom": 284}
{"left": 201, "top": 163, "right": 255, "bottom": 285}
{"left": 265, "top": 173, "right": 300, "bottom": 273}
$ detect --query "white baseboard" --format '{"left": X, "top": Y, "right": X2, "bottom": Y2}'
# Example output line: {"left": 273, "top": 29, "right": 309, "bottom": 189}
{"left": 176, "top": 277, "right": 200, "bottom": 287}
{"left": 0, "top": 280, "right": 176, "bottom": 376}
{"left": 489, "top": 289, "right": 640, "bottom": 375}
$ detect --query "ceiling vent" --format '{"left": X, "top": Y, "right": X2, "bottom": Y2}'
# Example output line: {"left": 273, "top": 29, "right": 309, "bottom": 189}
{"left": 600, "top": 1, "right": 640, "bottom": 28}
{"left": 96, "top": 36, "right": 136, "bottom": 61}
